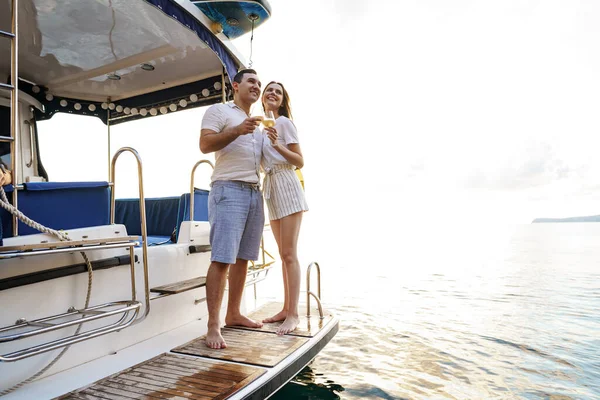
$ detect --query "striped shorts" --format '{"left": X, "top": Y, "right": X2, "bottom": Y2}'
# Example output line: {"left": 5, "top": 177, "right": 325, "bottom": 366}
{"left": 263, "top": 164, "right": 309, "bottom": 221}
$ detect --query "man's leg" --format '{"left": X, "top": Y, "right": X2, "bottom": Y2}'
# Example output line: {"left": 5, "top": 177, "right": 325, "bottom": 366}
{"left": 205, "top": 261, "right": 229, "bottom": 349}
{"left": 225, "top": 258, "right": 263, "bottom": 328}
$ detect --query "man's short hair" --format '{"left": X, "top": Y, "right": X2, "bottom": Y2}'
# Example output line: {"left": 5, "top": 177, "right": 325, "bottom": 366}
{"left": 233, "top": 69, "right": 257, "bottom": 84}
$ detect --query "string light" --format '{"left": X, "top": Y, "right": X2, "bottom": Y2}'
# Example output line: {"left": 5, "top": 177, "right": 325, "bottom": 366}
{"left": 38, "top": 82, "right": 221, "bottom": 119}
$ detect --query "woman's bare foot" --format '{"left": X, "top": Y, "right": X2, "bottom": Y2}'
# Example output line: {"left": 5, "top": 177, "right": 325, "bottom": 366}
{"left": 225, "top": 314, "right": 263, "bottom": 328}
{"left": 262, "top": 309, "right": 287, "bottom": 324}
{"left": 276, "top": 315, "right": 300, "bottom": 335}
{"left": 206, "top": 326, "right": 226, "bottom": 349}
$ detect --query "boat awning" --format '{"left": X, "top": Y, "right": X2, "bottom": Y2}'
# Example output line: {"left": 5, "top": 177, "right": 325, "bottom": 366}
{"left": 0, "top": 0, "right": 260, "bottom": 125}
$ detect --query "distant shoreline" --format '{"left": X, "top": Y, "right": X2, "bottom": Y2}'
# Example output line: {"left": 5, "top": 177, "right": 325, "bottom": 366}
{"left": 531, "top": 215, "right": 600, "bottom": 223}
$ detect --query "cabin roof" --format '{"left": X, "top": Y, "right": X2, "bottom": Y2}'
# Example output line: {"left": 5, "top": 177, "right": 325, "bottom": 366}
{"left": 0, "top": 0, "right": 268, "bottom": 125}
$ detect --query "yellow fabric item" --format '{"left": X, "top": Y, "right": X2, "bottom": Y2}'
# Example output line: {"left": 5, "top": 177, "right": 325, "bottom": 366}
{"left": 295, "top": 168, "right": 305, "bottom": 190}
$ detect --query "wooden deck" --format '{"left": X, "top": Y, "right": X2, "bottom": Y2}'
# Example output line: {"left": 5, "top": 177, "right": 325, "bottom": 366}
{"left": 236, "top": 302, "right": 334, "bottom": 338}
{"left": 172, "top": 328, "right": 307, "bottom": 367}
{"left": 57, "top": 302, "right": 337, "bottom": 400}
{"left": 57, "top": 353, "right": 265, "bottom": 400}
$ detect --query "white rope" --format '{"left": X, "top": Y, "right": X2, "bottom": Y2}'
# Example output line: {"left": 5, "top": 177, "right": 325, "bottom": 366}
{"left": 0, "top": 186, "right": 94, "bottom": 396}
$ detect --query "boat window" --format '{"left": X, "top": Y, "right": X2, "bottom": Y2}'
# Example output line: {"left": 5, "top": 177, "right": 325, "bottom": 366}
{"left": 36, "top": 108, "right": 214, "bottom": 197}
{"left": 36, "top": 113, "right": 109, "bottom": 182}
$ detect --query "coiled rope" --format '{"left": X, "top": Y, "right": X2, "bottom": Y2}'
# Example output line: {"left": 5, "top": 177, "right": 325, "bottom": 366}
{"left": 0, "top": 186, "right": 94, "bottom": 396}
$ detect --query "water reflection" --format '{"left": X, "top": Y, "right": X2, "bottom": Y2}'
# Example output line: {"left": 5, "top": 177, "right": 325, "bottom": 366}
{"left": 271, "top": 366, "right": 345, "bottom": 399}
{"left": 263, "top": 224, "right": 600, "bottom": 399}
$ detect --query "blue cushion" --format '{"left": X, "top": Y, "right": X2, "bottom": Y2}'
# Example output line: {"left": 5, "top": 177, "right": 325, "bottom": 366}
{"left": 175, "top": 189, "right": 209, "bottom": 240}
{"left": 0, "top": 185, "right": 13, "bottom": 239}
{"left": 0, "top": 182, "right": 110, "bottom": 237}
{"left": 115, "top": 196, "right": 180, "bottom": 237}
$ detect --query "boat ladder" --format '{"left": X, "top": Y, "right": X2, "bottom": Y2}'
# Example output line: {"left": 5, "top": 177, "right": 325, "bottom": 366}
{"left": 0, "top": 147, "right": 151, "bottom": 362}
{"left": 306, "top": 262, "right": 325, "bottom": 319}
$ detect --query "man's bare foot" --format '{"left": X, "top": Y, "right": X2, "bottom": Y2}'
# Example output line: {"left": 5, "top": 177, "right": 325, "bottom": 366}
{"left": 277, "top": 315, "right": 300, "bottom": 336}
{"left": 225, "top": 314, "right": 263, "bottom": 328}
{"left": 262, "top": 309, "right": 287, "bottom": 323}
{"left": 206, "top": 326, "right": 226, "bottom": 349}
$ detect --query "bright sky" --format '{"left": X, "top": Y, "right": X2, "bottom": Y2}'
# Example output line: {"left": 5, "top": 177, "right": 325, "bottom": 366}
{"left": 38, "top": 0, "right": 600, "bottom": 234}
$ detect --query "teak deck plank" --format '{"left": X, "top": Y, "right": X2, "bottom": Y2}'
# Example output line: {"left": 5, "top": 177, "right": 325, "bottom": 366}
{"left": 226, "top": 301, "right": 333, "bottom": 338}
{"left": 57, "top": 353, "right": 265, "bottom": 400}
{"left": 172, "top": 328, "right": 307, "bottom": 368}
{"left": 150, "top": 277, "right": 207, "bottom": 295}
{"left": 0, "top": 236, "right": 139, "bottom": 253}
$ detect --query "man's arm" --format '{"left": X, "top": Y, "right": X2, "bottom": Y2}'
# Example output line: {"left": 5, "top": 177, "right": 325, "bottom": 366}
{"left": 199, "top": 117, "right": 263, "bottom": 154}
{"left": 200, "top": 126, "right": 241, "bottom": 154}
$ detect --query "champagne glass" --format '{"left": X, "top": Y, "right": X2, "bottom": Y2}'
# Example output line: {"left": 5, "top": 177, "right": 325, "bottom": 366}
{"left": 262, "top": 110, "right": 276, "bottom": 146}
{"left": 262, "top": 110, "right": 276, "bottom": 128}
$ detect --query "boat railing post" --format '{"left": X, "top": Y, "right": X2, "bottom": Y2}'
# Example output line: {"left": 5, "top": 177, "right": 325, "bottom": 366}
{"left": 189, "top": 159, "right": 214, "bottom": 221}
{"left": 111, "top": 147, "right": 150, "bottom": 320}
{"left": 306, "top": 262, "right": 324, "bottom": 319}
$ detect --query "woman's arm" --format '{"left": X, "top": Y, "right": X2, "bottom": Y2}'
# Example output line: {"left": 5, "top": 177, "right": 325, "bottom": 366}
{"left": 272, "top": 142, "right": 304, "bottom": 169}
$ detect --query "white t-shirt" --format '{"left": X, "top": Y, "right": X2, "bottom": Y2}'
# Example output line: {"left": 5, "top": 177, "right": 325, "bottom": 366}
{"left": 201, "top": 102, "right": 263, "bottom": 183}
{"left": 262, "top": 116, "right": 299, "bottom": 168}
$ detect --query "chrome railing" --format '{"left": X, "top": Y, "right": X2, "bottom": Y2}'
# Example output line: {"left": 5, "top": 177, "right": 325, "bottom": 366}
{"left": 189, "top": 159, "right": 214, "bottom": 221}
{"left": 110, "top": 147, "right": 150, "bottom": 320}
{"left": 306, "top": 262, "right": 324, "bottom": 319}
{"left": 0, "top": 237, "right": 142, "bottom": 362}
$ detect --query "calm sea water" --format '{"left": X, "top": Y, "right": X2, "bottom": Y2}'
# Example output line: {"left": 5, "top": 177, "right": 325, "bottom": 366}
{"left": 261, "top": 223, "right": 600, "bottom": 399}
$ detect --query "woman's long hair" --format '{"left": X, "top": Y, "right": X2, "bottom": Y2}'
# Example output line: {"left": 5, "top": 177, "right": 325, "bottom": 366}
{"left": 262, "top": 81, "right": 293, "bottom": 120}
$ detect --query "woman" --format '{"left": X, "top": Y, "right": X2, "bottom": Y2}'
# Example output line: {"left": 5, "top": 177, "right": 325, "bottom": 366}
{"left": 261, "top": 81, "right": 309, "bottom": 335}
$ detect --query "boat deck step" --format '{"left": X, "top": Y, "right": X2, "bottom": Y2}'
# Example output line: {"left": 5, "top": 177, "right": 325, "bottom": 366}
{"left": 150, "top": 277, "right": 207, "bottom": 295}
{"left": 173, "top": 328, "right": 308, "bottom": 368}
{"left": 57, "top": 353, "right": 265, "bottom": 400}
{"left": 235, "top": 302, "right": 334, "bottom": 338}
{"left": 56, "top": 302, "right": 339, "bottom": 399}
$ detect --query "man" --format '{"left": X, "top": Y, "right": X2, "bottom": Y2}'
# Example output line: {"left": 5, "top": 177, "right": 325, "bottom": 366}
{"left": 200, "top": 69, "right": 265, "bottom": 349}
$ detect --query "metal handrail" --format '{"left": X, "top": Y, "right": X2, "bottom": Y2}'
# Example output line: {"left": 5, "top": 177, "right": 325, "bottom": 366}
{"left": 24, "top": 117, "right": 34, "bottom": 167}
{"left": 10, "top": 0, "right": 19, "bottom": 236}
{"left": 0, "top": 304, "right": 141, "bottom": 362}
{"left": 0, "top": 237, "right": 143, "bottom": 362}
{"left": 306, "top": 262, "right": 324, "bottom": 319}
{"left": 0, "top": 241, "right": 139, "bottom": 260}
{"left": 189, "top": 159, "right": 214, "bottom": 221}
{"left": 110, "top": 147, "right": 151, "bottom": 320}
{"left": 0, "top": 300, "right": 139, "bottom": 342}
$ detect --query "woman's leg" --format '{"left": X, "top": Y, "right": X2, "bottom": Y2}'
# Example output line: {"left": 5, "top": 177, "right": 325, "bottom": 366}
{"left": 276, "top": 211, "right": 303, "bottom": 335}
{"left": 262, "top": 218, "right": 289, "bottom": 323}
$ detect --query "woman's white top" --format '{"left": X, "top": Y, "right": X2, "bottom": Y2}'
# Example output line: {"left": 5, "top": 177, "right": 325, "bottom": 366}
{"left": 261, "top": 116, "right": 299, "bottom": 167}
